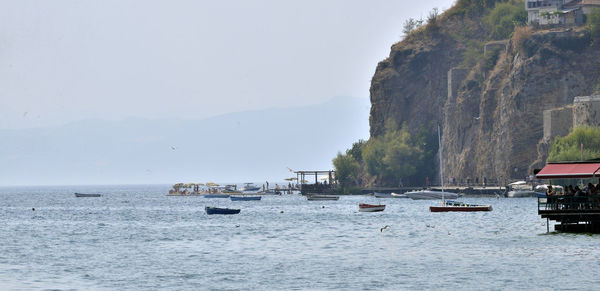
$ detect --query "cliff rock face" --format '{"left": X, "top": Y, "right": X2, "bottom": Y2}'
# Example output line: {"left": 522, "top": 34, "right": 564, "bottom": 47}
{"left": 370, "top": 18, "right": 600, "bottom": 181}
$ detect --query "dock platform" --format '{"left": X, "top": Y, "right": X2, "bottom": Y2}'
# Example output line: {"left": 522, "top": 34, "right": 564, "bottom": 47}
{"left": 538, "top": 196, "right": 600, "bottom": 233}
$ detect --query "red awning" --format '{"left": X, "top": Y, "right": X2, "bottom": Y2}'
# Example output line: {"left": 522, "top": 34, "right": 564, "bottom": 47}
{"left": 536, "top": 162, "right": 600, "bottom": 179}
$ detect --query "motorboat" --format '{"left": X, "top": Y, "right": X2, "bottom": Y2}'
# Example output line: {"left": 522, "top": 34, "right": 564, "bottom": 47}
{"left": 405, "top": 190, "right": 459, "bottom": 200}
{"left": 205, "top": 206, "right": 240, "bottom": 215}
{"left": 203, "top": 194, "right": 230, "bottom": 198}
{"left": 391, "top": 192, "right": 408, "bottom": 198}
{"left": 230, "top": 196, "right": 262, "bottom": 201}
{"left": 306, "top": 194, "right": 339, "bottom": 201}
{"left": 374, "top": 192, "right": 393, "bottom": 198}
{"left": 241, "top": 183, "right": 261, "bottom": 192}
{"left": 222, "top": 185, "right": 242, "bottom": 194}
{"left": 358, "top": 203, "right": 385, "bottom": 212}
{"left": 74, "top": 193, "right": 101, "bottom": 197}
{"left": 507, "top": 190, "right": 538, "bottom": 198}
{"left": 429, "top": 200, "right": 492, "bottom": 212}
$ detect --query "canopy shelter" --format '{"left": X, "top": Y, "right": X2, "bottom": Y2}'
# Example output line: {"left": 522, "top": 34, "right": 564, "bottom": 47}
{"left": 293, "top": 170, "right": 335, "bottom": 185}
{"left": 535, "top": 162, "right": 600, "bottom": 179}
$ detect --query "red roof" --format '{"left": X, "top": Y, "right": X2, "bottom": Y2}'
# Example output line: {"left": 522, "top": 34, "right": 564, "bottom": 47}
{"left": 536, "top": 162, "right": 600, "bottom": 179}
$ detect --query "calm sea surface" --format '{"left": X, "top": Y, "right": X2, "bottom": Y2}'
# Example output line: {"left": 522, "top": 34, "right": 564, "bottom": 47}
{"left": 1, "top": 184, "right": 599, "bottom": 290}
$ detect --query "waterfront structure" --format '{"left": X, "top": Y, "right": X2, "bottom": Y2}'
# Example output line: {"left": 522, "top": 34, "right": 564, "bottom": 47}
{"left": 294, "top": 170, "right": 336, "bottom": 195}
{"left": 536, "top": 161, "right": 600, "bottom": 232}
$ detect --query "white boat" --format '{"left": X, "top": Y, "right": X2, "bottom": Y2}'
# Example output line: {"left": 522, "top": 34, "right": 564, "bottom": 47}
{"left": 241, "top": 183, "right": 261, "bottom": 192}
{"left": 405, "top": 190, "right": 459, "bottom": 200}
{"left": 507, "top": 190, "right": 538, "bottom": 198}
{"left": 374, "top": 192, "right": 393, "bottom": 198}
{"left": 391, "top": 192, "right": 408, "bottom": 198}
{"left": 306, "top": 194, "right": 339, "bottom": 201}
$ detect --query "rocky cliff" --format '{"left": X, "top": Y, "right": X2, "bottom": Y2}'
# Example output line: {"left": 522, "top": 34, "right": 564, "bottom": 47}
{"left": 369, "top": 4, "right": 600, "bottom": 183}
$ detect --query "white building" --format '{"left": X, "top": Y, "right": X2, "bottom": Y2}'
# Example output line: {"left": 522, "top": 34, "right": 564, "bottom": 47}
{"left": 525, "top": 0, "right": 597, "bottom": 25}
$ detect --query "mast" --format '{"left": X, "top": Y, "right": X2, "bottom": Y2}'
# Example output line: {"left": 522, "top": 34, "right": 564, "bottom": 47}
{"left": 438, "top": 124, "right": 444, "bottom": 203}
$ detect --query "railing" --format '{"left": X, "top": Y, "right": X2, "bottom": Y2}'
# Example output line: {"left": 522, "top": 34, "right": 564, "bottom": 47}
{"left": 538, "top": 195, "right": 600, "bottom": 211}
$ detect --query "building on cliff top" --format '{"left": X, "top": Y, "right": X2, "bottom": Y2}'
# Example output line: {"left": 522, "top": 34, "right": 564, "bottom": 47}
{"left": 526, "top": 0, "right": 600, "bottom": 25}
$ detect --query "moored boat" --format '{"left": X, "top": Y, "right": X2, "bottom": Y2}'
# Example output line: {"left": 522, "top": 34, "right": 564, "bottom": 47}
{"left": 358, "top": 203, "right": 385, "bottom": 212}
{"left": 75, "top": 193, "right": 101, "bottom": 197}
{"left": 507, "top": 190, "right": 538, "bottom": 198}
{"left": 405, "top": 190, "right": 459, "bottom": 200}
{"left": 306, "top": 194, "right": 339, "bottom": 201}
{"left": 204, "top": 194, "right": 230, "bottom": 198}
{"left": 230, "top": 196, "right": 262, "bottom": 201}
{"left": 429, "top": 201, "right": 492, "bottom": 212}
{"left": 205, "top": 206, "right": 241, "bottom": 215}
{"left": 241, "top": 183, "right": 261, "bottom": 192}
{"left": 391, "top": 192, "right": 408, "bottom": 198}
{"left": 374, "top": 192, "right": 393, "bottom": 198}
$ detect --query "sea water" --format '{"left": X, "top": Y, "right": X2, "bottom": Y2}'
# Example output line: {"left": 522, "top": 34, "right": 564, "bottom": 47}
{"left": 1, "top": 184, "right": 599, "bottom": 290}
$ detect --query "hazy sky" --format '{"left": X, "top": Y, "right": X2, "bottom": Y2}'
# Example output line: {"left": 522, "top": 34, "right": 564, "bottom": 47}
{"left": 0, "top": 0, "right": 455, "bottom": 129}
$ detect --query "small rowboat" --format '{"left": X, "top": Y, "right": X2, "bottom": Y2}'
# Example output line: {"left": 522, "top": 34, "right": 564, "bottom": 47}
{"left": 203, "top": 194, "right": 230, "bottom": 198}
{"left": 429, "top": 201, "right": 492, "bottom": 212}
{"left": 230, "top": 196, "right": 262, "bottom": 201}
{"left": 205, "top": 206, "right": 241, "bottom": 215}
{"left": 306, "top": 194, "right": 339, "bottom": 201}
{"left": 358, "top": 203, "right": 386, "bottom": 212}
{"left": 75, "top": 193, "right": 101, "bottom": 197}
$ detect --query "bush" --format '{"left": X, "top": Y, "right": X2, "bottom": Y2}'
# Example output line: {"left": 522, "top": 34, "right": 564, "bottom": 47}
{"left": 332, "top": 152, "right": 360, "bottom": 187}
{"left": 587, "top": 7, "right": 600, "bottom": 41}
{"left": 512, "top": 25, "right": 532, "bottom": 56}
{"left": 548, "top": 127, "right": 600, "bottom": 162}
{"left": 461, "top": 40, "right": 485, "bottom": 68}
{"left": 483, "top": 0, "right": 527, "bottom": 40}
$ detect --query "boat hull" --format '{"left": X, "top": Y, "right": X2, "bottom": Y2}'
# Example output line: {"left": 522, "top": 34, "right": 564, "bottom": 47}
{"left": 358, "top": 203, "right": 385, "bottom": 212}
{"left": 230, "top": 196, "right": 261, "bottom": 201}
{"left": 203, "top": 194, "right": 230, "bottom": 198}
{"left": 430, "top": 205, "right": 492, "bottom": 212}
{"left": 75, "top": 193, "right": 101, "bottom": 197}
{"left": 507, "top": 190, "right": 538, "bottom": 198}
{"left": 374, "top": 192, "right": 393, "bottom": 198}
{"left": 306, "top": 194, "right": 339, "bottom": 201}
{"left": 405, "top": 190, "right": 459, "bottom": 200}
{"left": 205, "top": 207, "right": 241, "bottom": 215}
{"left": 391, "top": 192, "right": 408, "bottom": 198}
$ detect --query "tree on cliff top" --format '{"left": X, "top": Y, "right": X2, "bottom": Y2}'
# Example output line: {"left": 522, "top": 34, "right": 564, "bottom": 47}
{"left": 587, "top": 7, "right": 600, "bottom": 41}
{"left": 548, "top": 127, "right": 600, "bottom": 162}
{"left": 483, "top": 1, "right": 527, "bottom": 40}
{"left": 332, "top": 152, "right": 360, "bottom": 187}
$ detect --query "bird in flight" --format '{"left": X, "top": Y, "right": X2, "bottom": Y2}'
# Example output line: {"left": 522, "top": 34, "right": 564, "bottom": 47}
{"left": 380, "top": 225, "right": 390, "bottom": 232}
{"left": 171, "top": 146, "right": 176, "bottom": 151}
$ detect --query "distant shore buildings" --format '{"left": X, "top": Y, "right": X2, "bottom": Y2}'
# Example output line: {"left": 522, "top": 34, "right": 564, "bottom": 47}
{"left": 526, "top": 0, "right": 600, "bottom": 26}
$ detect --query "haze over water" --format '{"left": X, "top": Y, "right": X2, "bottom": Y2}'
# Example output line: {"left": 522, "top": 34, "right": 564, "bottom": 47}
{"left": 2, "top": 185, "right": 599, "bottom": 290}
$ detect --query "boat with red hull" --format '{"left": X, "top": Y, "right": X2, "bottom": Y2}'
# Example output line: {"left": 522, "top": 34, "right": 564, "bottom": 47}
{"left": 429, "top": 201, "right": 492, "bottom": 212}
{"left": 358, "top": 203, "right": 386, "bottom": 212}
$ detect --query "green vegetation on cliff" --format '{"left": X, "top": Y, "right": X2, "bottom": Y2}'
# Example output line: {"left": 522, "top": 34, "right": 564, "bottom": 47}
{"left": 588, "top": 8, "right": 600, "bottom": 41}
{"left": 333, "top": 120, "right": 437, "bottom": 187}
{"left": 548, "top": 127, "right": 600, "bottom": 162}
{"left": 483, "top": 1, "right": 527, "bottom": 39}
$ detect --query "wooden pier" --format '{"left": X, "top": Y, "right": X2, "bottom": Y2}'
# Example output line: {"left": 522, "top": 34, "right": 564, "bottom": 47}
{"left": 535, "top": 161, "right": 600, "bottom": 233}
{"left": 538, "top": 196, "right": 600, "bottom": 232}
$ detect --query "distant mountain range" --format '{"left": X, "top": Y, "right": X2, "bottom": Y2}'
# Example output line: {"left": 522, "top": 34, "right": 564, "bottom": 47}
{"left": 0, "top": 96, "right": 370, "bottom": 186}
